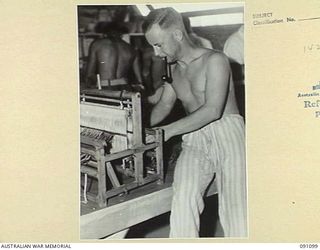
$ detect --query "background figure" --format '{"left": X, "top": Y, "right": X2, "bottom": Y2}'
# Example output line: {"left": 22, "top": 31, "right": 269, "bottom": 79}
{"left": 84, "top": 21, "right": 143, "bottom": 90}
{"left": 128, "top": 31, "right": 166, "bottom": 96}
{"left": 182, "top": 15, "right": 213, "bottom": 49}
{"left": 223, "top": 25, "right": 245, "bottom": 119}
{"left": 142, "top": 46, "right": 166, "bottom": 96}
{"left": 223, "top": 25, "right": 244, "bottom": 65}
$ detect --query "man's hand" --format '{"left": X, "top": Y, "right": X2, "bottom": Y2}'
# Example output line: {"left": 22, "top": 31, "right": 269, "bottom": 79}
{"left": 145, "top": 134, "right": 156, "bottom": 144}
{"left": 145, "top": 125, "right": 174, "bottom": 144}
{"left": 157, "top": 125, "right": 174, "bottom": 142}
{"left": 145, "top": 126, "right": 172, "bottom": 143}
{"left": 131, "top": 83, "right": 145, "bottom": 92}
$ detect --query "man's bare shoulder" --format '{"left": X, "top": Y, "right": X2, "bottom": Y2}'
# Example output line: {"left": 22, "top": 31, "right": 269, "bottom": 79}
{"left": 190, "top": 48, "right": 226, "bottom": 65}
{"left": 204, "top": 51, "right": 230, "bottom": 74}
{"left": 206, "top": 50, "right": 229, "bottom": 64}
{"left": 91, "top": 38, "right": 113, "bottom": 49}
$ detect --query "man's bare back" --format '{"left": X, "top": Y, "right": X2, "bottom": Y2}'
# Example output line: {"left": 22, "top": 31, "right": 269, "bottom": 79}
{"left": 85, "top": 36, "right": 142, "bottom": 88}
{"left": 171, "top": 49, "right": 239, "bottom": 116}
{"left": 93, "top": 37, "right": 136, "bottom": 80}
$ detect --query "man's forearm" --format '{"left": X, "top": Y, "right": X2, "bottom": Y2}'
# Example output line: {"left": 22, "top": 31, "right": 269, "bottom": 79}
{"left": 165, "top": 105, "right": 222, "bottom": 138}
{"left": 133, "top": 57, "right": 143, "bottom": 84}
{"left": 150, "top": 103, "right": 173, "bottom": 126}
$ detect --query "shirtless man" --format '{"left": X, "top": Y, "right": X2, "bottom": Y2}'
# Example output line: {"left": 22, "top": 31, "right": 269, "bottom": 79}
{"left": 143, "top": 8, "right": 247, "bottom": 238}
{"left": 85, "top": 22, "right": 143, "bottom": 90}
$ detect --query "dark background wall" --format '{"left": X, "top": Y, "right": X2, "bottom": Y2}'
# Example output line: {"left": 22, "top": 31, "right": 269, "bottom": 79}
{"left": 78, "top": 5, "right": 242, "bottom": 51}
{"left": 194, "top": 25, "right": 241, "bottom": 50}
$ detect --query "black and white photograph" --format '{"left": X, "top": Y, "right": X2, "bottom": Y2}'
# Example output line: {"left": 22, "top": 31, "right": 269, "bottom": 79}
{"left": 3, "top": 0, "right": 320, "bottom": 245}
{"left": 79, "top": 3, "right": 246, "bottom": 239}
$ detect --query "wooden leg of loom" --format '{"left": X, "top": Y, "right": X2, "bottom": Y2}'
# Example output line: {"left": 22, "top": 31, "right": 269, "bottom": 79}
{"left": 156, "top": 129, "right": 164, "bottom": 184}
{"left": 106, "top": 162, "right": 120, "bottom": 187}
{"left": 96, "top": 148, "right": 107, "bottom": 207}
{"left": 135, "top": 152, "right": 144, "bottom": 184}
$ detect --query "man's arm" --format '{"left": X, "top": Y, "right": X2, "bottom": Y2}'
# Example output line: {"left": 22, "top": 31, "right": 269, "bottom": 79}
{"left": 151, "top": 56, "right": 166, "bottom": 90}
{"left": 85, "top": 41, "right": 97, "bottom": 88}
{"left": 141, "top": 48, "right": 153, "bottom": 91}
{"left": 147, "top": 85, "right": 163, "bottom": 105}
{"left": 132, "top": 51, "right": 143, "bottom": 85}
{"left": 150, "top": 83, "right": 177, "bottom": 126}
{"left": 163, "top": 53, "right": 230, "bottom": 140}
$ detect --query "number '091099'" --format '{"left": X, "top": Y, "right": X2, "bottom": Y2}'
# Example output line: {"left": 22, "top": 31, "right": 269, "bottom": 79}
{"left": 300, "top": 244, "right": 319, "bottom": 248}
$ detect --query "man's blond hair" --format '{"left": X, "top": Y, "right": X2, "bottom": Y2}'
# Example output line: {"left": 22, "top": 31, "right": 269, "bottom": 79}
{"left": 142, "top": 7, "right": 186, "bottom": 34}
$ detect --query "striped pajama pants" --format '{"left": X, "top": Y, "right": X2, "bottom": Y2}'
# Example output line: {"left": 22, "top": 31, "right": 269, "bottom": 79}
{"left": 169, "top": 114, "right": 247, "bottom": 238}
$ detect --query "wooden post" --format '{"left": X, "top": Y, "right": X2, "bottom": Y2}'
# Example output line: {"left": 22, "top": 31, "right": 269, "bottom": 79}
{"left": 96, "top": 74, "right": 101, "bottom": 90}
{"left": 131, "top": 92, "right": 144, "bottom": 183}
{"left": 96, "top": 148, "right": 107, "bottom": 207}
{"left": 155, "top": 129, "right": 164, "bottom": 184}
{"left": 106, "top": 162, "right": 120, "bottom": 188}
{"left": 131, "top": 92, "right": 142, "bottom": 146}
{"left": 134, "top": 152, "right": 144, "bottom": 184}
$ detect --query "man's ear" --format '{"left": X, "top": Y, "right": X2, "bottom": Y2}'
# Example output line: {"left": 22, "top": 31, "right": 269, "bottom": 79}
{"left": 173, "top": 29, "right": 183, "bottom": 41}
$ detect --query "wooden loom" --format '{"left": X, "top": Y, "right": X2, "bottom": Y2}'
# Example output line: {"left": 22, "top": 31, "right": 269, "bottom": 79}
{"left": 80, "top": 89, "right": 164, "bottom": 208}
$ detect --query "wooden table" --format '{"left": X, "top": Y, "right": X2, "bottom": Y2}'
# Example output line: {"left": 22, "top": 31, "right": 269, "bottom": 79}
{"left": 80, "top": 180, "right": 173, "bottom": 239}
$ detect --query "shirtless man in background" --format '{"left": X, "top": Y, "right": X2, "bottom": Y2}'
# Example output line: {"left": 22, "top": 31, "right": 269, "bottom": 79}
{"left": 85, "top": 22, "right": 143, "bottom": 90}
{"left": 143, "top": 8, "right": 247, "bottom": 238}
